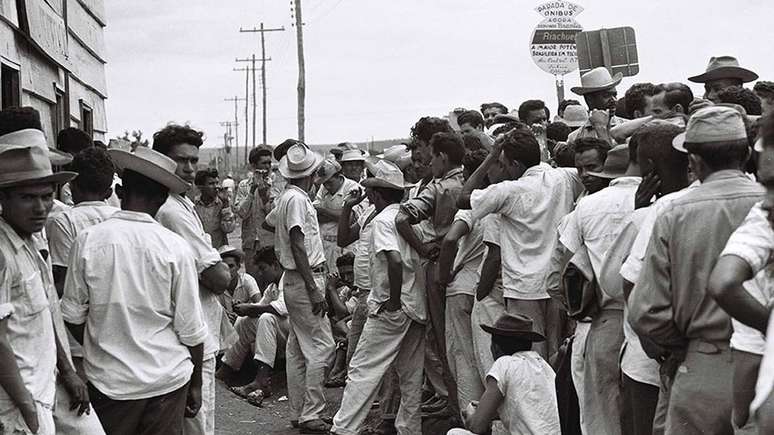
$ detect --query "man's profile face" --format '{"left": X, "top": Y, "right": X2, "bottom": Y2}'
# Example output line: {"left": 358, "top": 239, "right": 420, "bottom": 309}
{"left": 483, "top": 107, "right": 505, "bottom": 128}
{"left": 223, "top": 256, "right": 240, "bottom": 281}
{"left": 575, "top": 149, "right": 608, "bottom": 194}
{"left": 585, "top": 88, "right": 618, "bottom": 112}
{"left": 411, "top": 148, "right": 431, "bottom": 180}
{"left": 430, "top": 150, "right": 447, "bottom": 179}
{"left": 758, "top": 147, "right": 774, "bottom": 230}
{"left": 643, "top": 92, "right": 673, "bottom": 118}
{"left": 523, "top": 109, "right": 548, "bottom": 127}
{"left": 704, "top": 79, "right": 742, "bottom": 103}
{"left": 458, "top": 123, "right": 479, "bottom": 135}
{"left": 167, "top": 143, "right": 200, "bottom": 184}
{"left": 0, "top": 184, "right": 55, "bottom": 236}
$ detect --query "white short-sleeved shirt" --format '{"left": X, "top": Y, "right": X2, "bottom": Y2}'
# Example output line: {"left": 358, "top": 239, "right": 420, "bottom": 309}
{"left": 752, "top": 305, "right": 774, "bottom": 413}
{"left": 478, "top": 215, "right": 504, "bottom": 300}
{"left": 366, "top": 204, "right": 426, "bottom": 323}
{"left": 221, "top": 273, "right": 262, "bottom": 320}
{"left": 487, "top": 351, "right": 560, "bottom": 434}
{"left": 46, "top": 201, "right": 119, "bottom": 267}
{"left": 353, "top": 204, "right": 376, "bottom": 291}
{"left": 273, "top": 185, "right": 326, "bottom": 270}
{"left": 314, "top": 177, "right": 362, "bottom": 242}
{"left": 470, "top": 164, "right": 583, "bottom": 300}
{"left": 61, "top": 211, "right": 208, "bottom": 400}
{"left": 619, "top": 181, "right": 700, "bottom": 284}
{"left": 157, "top": 193, "right": 224, "bottom": 356}
{"left": 446, "top": 210, "right": 484, "bottom": 297}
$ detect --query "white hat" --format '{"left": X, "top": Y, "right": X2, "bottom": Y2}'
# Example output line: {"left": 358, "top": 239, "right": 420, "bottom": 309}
{"left": 672, "top": 106, "right": 748, "bottom": 153}
{"left": 558, "top": 105, "right": 589, "bottom": 128}
{"left": 361, "top": 158, "right": 407, "bottom": 190}
{"left": 571, "top": 67, "right": 623, "bottom": 96}
{"left": 0, "top": 129, "right": 77, "bottom": 188}
{"left": 278, "top": 143, "right": 324, "bottom": 179}
{"left": 107, "top": 146, "right": 189, "bottom": 194}
{"left": 315, "top": 158, "right": 342, "bottom": 184}
{"left": 340, "top": 148, "right": 365, "bottom": 162}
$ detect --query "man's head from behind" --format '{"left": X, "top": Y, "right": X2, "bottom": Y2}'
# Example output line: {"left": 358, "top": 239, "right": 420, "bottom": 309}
{"left": 754, "top": 81, "right": 774, "bottom": 116}
{"left": 574, "top": 137, "right": 611, "bottom": 194}
{"left": 557, "top": 99, "right": 581, "bottom": 118}
{"left": 120, "top": 169, "right": 169, "bottom": 217}
{"left": 518, "top": 100, "right": 549, "bottom": 127}
{"left": 489, "top": 129, "right": 541, "bottom": 183}
{"left": 480, "top": 102, "right": 508, "bottom": 128}
{"left": 57, "top": 127, "right": 92, "bottom": 156}
{"left": 70, "top": 147, "right": 115, "bottom": 203}
{"left": 253, "top": 246, "right": 282, "bottom": 288}
{"left": 249, "top": 146, "right": 273, "bottom": 172}
{"left": 634, "top": 121, "right": 688, "bottom": 196}
{"left": 410, "top": 117, "right": 454, "bottom": 163}
{"left": 152, "top": 124, "right": 204, "bottom": 185}
{"left": 462, "top": 149, "right": 489, "bottom": 181}
{"left": 457, "top": 110, "right": 485, "bottom": 134}
{"left": 680, "top": 106, "right": 750, "bottom": 181}
{"left": 716, "top": 87, "right": 763, "bottom": 116}
{"left": 429, "top": 132, "right": 465, "bottom": 178}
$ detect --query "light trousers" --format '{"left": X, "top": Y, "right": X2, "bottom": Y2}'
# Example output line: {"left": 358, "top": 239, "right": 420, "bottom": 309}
{"left": 54, "top": 381, "right": 105, "bottom": 434}
{"left": 571, "top": 321, "right": 591, "bottom": 435}
{"left": 222, "top": 313, "right": 289, "bottom": 369}
{"left": 446, "top": 294, "right": 483, "bottom": 411}
{"left": 582, "top": 310, "right": 624, "bottom": 435}
{"left": 183, "top": 355, "right": 216, "bottom": 435}
{"left": 284, "top": 270, "right": 336, "bottom": 424}
{"left": 332, "top": 310, "right": 425, "bottom": 435}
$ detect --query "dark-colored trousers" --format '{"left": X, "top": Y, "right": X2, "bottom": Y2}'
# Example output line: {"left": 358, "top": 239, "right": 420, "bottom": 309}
{"left": 88, "top": 383, "right": 189, "bottom": 435}
{"left": 621, "top": 373, "right": 659, "bottom": 435}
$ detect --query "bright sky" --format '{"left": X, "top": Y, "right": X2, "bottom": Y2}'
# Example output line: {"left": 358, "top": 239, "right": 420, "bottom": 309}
{"left": 104, "top": 0, "right": 772, "bottom": 147}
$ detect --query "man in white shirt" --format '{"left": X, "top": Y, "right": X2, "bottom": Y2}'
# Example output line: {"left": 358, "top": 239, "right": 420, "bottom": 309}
{"left": 151, "top": 124, "right": 232, "bottom": 435}
{"left": 274, "top": 143, "right": 335, "bottom": 434}
{"left": 216, "top": 245, "right": 261, "bottom": 324}
{"left": 62, "top": 146, "right": 208, "bottom": 435}
{"left": 459, "top": 128, "right": 583, "bottom": 361}
{"left": 313, "top": 158, "right": 362, "bottom": 266}
{"left": 217, "top": 247, "right": 289, "bottom": 408}
{"left": 332, "top": 159, "right": 425, "bottom": 435}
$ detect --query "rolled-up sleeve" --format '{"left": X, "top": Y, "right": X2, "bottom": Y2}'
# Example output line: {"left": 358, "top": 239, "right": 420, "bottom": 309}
{"left": 157, "top": 203, "right": 221, "bottom": 273}
{"left": 46, "top": 215, "right": 74, "bottom": 267}
{"left": 470, "top": 182, "right": 513, "bottom": 223}
{"left": 400, "top": 183, "right": 437, "bottom": 225}
{"left": 61, "top": 236, "right": 90, "bottom": 325}
{"left": 171, "top": 249, "right": 208, "bottom": 347}
{"left": 628, "top": 213, "right": 683, "bottom": 350}
{"left": 720, "top": 202, "right": 773, "bottom": 274}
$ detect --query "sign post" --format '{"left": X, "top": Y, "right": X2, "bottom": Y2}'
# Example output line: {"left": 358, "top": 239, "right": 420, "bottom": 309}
{"left": 529, "top": 1, "right": 583, "bottom": 108}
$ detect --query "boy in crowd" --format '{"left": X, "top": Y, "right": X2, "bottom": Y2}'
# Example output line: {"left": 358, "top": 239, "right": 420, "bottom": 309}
{"left": 216, "top": 245, "right": 261, "bottom": 324}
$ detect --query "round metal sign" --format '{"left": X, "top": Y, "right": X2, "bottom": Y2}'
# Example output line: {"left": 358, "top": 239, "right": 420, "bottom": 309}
{"left": 530, "top": 1, "right": 583, "bottom": 76}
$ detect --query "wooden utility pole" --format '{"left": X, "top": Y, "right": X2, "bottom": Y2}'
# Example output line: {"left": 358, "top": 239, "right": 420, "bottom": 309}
{"left": 234, "top": 67, "right": 251, "bottom": 163}
{"left": 240, "top": 23, "right": 284, "bottom": 146}
{"left": 224, "top": 96, "right": 245, "bottom": 167}
{"left": 236, "top": 56, "right": 269, "bottom": 151}
{"left": 293, "top": 0, "right": 305, "bottom": 141}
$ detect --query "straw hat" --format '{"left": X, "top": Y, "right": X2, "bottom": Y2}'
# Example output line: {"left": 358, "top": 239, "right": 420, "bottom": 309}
{"left": 688, "top": 56, "right": 758, "bottom": 84}
{"left": 340, "top": 148, "right": 365, "bottom": 162}
{"left": 107, "top": 146, "right": 189, "bottom": 194}
{"left": 672, "top": 106, "right": 748, "bottom": 153}
{"left": 588, "top": 144, "right": 629, "bottom": 179}
{"left": 0, "top": 129, "right": 76, "bottom": 188}
{"left": 361, "top": 158, "right": 407, "bottom": 191}
{"left": 571, "top": 67, "right": 623, "bottom": 96}
{"left": 315, "top": 158, "right": 342, "bottom": 184}
{"left": 480, "top": 313, "right": 546, "bottom": 342}
{"left": 559, "top": 105, "right": 589, "bottom": 128}
{"left": 218, "top": 245, "right": 245, "bottom": 262}
{"left": 278, "top": 143, "right": 324, "bottom": 179}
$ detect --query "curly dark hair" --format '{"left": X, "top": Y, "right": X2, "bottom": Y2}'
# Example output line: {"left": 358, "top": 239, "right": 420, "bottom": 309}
{"left": 480, "top": 102, "right": 508, "bottom": 114}
{"left": 461, "top": 133, "right": 485, "bottom": 151}
{"left": 57, "top": 127, "right": 93, "bottom": 155}
{"left": 717, "top": 87, "right": 762, "bottom": 116}
{"left": 429, "top": 132, "right": 465, "bottom": 165}
{"left": 518, "top": 100, "right": 550, "bottom": 123}
{"left": 71, "top": 147, "right": 115, "bottom": 194}
{"left": 249, "top": 145, "right": 273, "bottom": 165}
{"left": 194, "top": 167, "right": 219, "bottom": 186}
{"left": 409, "top": 117, "right": 453, "bottom": 145}
{"left": 0, "top": 106, "right": 42, "bottom": 136}
{"left": 456, "top": 110, "right": 484, "bottom": 129}
{"left": 501, "top": 129, "right": 541, "bottom": 168}
{"left": 624, "top": 83, "right": 658, "bottom": 118}
{"left": 573, "top": 137, "right": 612, "bottom": 162}
{"left": 152, "top": 124, "right": 204, "bottom": 156}
{"left": 546, "top": 122, "right": 572, "bottom": 142}
{"left": 462, "top": 149, "right": 489, "bottom": 174}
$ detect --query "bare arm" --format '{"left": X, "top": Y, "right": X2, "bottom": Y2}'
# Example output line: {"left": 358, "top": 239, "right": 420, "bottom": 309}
{"left": 475, "top": 243, "right": 501, "bottom": 301}
{"left": 289, "top": 227, "right": 327, "bottom": 316}
{"left": 610, "top": 115, "right": 653, "bottom": 143}
{"left": 337, "top": 204, "right": 361, "bottom": 248}
{"left": 55, "top": 327, "right": 90, "bottom": 415}
{"left": 384, "top": 251, "right": 403, "bottom": 312}
{"left": 438, "top": 221, "right": 470, "bottom": 287}
{"left": 184, "top": 343, "right": 204, "bottom": 418}
{"left": 315, "top": 206, "right": 342, "bottom": 222}
{"left": 465, "top": 377, "right": 505, "bottom": 434}
{"left": 395, "top": 211, "right": 430, "bottom": 258}
{"left": 0, "top": 319, "right": 38, "bottom": 432}
{"left": 200, "top": 262, "right": 231, "bottom": 295}
{"left": 708, "top": 255, "right": 769, "bottom": 334}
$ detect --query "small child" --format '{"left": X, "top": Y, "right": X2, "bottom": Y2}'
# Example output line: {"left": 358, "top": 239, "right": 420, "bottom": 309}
{"left": 448, "top": 313, "right": 560, "bottom": 435}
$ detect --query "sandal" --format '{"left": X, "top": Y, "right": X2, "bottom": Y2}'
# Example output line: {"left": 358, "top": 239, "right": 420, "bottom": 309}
{"left": 245, "top": 389, "right": 266, "bottom": 407}
{"left": 299, "top": 419, "right": 332, "bottom": 434}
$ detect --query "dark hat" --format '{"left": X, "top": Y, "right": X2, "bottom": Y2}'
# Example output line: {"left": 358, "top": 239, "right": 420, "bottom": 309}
{"left": 688, "top": 56, "right": 758, "bottom": 84}
{"left": 588, "top": 144, "right": 629, "bottom": 179}
{"left": 480, "top": 313, "right": 545, "bottom": 342}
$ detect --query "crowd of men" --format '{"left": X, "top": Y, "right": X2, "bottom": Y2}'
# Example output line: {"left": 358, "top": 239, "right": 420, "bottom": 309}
{"left": 2, "top": 53, "right": 774, "bottom": 435}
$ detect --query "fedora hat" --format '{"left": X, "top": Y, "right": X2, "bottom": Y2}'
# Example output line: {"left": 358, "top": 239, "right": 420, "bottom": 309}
{"left": 0, "top": 128, "right": 74, "bottom": 166}
{"left": 588, "top": 144, "right": 630, "bottom": 179}
{"left": 688, "top": 56, "right": 758, "bottom": 84}
{"left": 480, "top": 313, "right": 545, "bottom": 342}
{"left": 340, "top": 148, "right": 365, "bottom": 162}
{"left": 278, "top": 143, "right": 324, "bottom": 179}
{"left": 361, "top": 158, "right": 407, "bottom": 191}
{"left": 559, "top": 105, "right": 589, "bottom": 128}
{"left": 672, "top": 106, "right": 748, "bottom": 153}
{"left": 315, "top": 158, "right": 342, "bottom": 184}
{"left": 107, "top": 146, "right": 189, "bottom": 194}
{"left": 571, "top": 67, "right": 623, "bottom": 96}
{"left": 218, "top": 244, "right": 244, "bottom": 262}
{"left": 0, "top": 129, "right": 76, "bottom": 188}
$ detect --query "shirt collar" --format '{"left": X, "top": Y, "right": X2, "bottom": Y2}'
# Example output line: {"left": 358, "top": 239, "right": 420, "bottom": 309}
{"left": 437, "top": 167, "right": 463, "bottom": 181}
{"left": 112, "top": 210, "right": 159, "bottom": 224}
{"left": 0, "top": 217, "right": 27, "bottom": 251}
{"left": 286, "top": 184, "right": 310, "bottom": 196}
{"left": 74, "top": 200, "right": 108, "bottom": 208}
{"left": 703, "top": 169, "right": 747, "bottom": 184}
{"left": 522, "top": 162, "right": 552, "bottom": 178}
{"left": 609, "top": 176, "right": 642, "bottom": 186}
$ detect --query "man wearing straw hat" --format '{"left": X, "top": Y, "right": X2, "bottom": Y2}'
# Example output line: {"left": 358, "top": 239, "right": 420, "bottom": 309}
{"left": 629, "top": 106, "right": 763, "bottom": 434}
{"left": 688, "top": 56, "right": 758, "bottom": 103}
{"left": 0, "top": 129, "right": 81, "bottom": 435}
{"left": 568, "top": 66, "right": 627, "bottom": 146}
{"left": 274, "top": 142, "right": 335, "bottom": 434}
{"left": 151, "top": 124, "right": 231, "bottom": 435}
{"left": 62, "top": 146, "right": 208, "bottom": 435}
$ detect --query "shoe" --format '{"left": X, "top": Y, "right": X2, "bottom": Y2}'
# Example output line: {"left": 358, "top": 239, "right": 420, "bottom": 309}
{"left": 298, "top": 418, "right": 331, "bottom": 434}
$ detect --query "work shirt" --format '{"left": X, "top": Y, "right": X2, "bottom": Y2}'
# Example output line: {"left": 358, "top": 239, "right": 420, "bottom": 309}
{"left": 61, "top": 211, "right": 208, "bottom": 401}
{"left": 629, "top": 170, "right": 763, "bottom": 351}
{"left": 367, "top": 204, "right": 426, "bottom": 323}
{"left": 194, "top": 195, "right": 234, "bottom": 248}
{"left": 400, "top": 167, "right": 464, "bottom": 240}
{"left": 559, "top": 176, "right": 641, "bottom": 309}
{"left": 46, "top": 201, "right": 119, "bottom": 268}
{"left": 157, "top": 193, "right": 224, "bottom": 356}
{"left": 273, "top": 184, "right": 326, "bottom": 270}
{"left": 353, "top": 204, "right": 377, "bottom": 291}
{"left": 0, "top": 218, "right": 57, "bottom": 411}
{"left": 219, "top": 272, "right": 261, "bottom": 321}
{"left": 314, "top": 177, "right": 362, "bottom": 265}
{"left": 235, "top": 172, "right": 274, "bottom": 249}
{"left": 471, "top": 164, "right": 583, "bottom": 300}
{"left": 446, "top": 210, "right": 484, "bottom": 297}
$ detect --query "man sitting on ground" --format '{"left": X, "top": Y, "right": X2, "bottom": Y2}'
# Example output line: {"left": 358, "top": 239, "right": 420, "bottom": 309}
{"left": 217, "top": 245, "right": 261, "bottom": 324}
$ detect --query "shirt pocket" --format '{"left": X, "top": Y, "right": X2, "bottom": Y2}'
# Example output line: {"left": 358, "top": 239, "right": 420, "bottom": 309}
{"left": 14, "top": 271, "right": 49, "bottom": 317}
